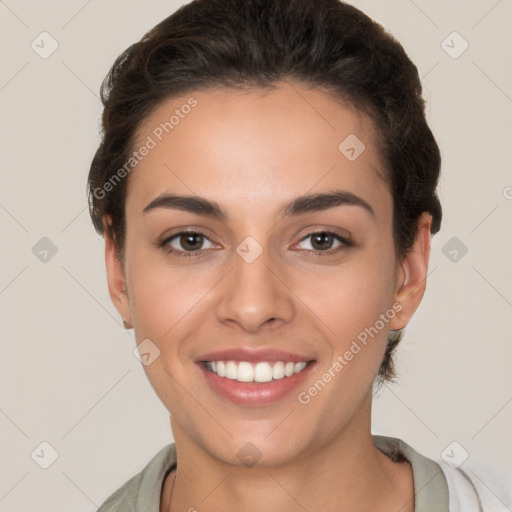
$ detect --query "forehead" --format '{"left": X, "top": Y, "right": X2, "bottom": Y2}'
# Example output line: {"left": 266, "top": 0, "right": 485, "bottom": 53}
{"left": 126, "top": 82, "right": 389, "bottom": 215}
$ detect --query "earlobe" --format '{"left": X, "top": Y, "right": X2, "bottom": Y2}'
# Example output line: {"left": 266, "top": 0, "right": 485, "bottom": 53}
{"left": 389, "top": 213, "right": 432, "bottom": 331}
{"left": 103, "top": 216, "right": 132, "bottom": 326}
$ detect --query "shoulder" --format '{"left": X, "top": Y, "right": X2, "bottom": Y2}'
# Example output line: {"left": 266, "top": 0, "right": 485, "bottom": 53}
{"left": 438, "top": 457, "right": 512, "bottom": 512}
{"left": 373, "top": 435, "right": 512, "bottom": 511}
{"left": 97, "top": 443, "right": 177, "bottom": 512}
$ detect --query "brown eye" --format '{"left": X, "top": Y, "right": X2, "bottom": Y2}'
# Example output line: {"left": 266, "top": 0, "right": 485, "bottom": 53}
{"left": 296, "top": 231, "right": 352, "bottom": 255}
{"left": 310, "top": 232, "right": 336, "bottom": 251}
{"left": 161, "top": 230, "right": 216, "bottom": 257}
{"left": 177, "top": 232, "right": 204, "bottom": 251}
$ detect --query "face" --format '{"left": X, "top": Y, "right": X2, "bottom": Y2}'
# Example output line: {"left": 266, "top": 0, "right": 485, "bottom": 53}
{"left": 105, "top": 81, "right": 431, "bottom": 467}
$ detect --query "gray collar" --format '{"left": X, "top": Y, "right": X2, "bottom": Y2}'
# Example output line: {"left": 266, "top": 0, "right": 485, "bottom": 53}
{"left": 373, "top": 435, "right": 450, "bottom": 512}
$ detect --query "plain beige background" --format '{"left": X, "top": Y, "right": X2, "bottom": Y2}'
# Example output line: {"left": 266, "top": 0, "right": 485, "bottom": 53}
{"left": 1, "top": 0, "right": 511, "bottom": 510}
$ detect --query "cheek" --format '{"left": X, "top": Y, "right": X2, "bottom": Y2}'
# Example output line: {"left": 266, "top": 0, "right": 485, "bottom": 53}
{"left": 126, "top": 243, "right": 214, "bottom": 339}
{"left": 292, "top": 253, "right": 398, "bottom": 424}
{"left": 296, "top": 250, "right": 397, "bottom": 347}
{"left": 125, "top": 252, "right": 212, "bottom": 417}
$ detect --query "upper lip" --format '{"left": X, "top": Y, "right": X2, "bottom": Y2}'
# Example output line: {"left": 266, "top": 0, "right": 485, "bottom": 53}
{"left": 196, "top": 347, "right": 314, "bottom": 363}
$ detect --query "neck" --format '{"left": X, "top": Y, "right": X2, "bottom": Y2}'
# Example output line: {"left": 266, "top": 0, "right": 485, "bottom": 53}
{"left": 162, "top": 391, "right": 414, "bottom": 512}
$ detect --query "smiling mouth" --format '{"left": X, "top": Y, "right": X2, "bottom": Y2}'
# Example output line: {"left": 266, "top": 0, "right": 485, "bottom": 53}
{"left": 201, "top": 360, "right": 313, "bottom": 383}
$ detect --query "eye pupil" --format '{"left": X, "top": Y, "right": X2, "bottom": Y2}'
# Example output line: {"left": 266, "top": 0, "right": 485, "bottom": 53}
{"left": 311, "top": 232, "right": 333, "bottom": 250}
{"left": 181, "top": 233, "right": 202, "bottom": 251}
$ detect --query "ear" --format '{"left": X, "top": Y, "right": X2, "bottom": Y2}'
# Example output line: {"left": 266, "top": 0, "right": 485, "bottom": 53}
{"left": 103, "top": 216, "right": 132, "bottom": 327}
{"left": 389, "top": 212, "right": 432, "bottom": 331}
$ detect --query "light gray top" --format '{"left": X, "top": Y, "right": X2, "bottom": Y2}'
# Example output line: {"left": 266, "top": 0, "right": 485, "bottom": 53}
{"left": 97, "top": 434, "right": 451, "bottom": 511}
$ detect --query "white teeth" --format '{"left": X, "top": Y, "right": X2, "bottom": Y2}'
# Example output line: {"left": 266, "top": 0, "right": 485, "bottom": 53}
{"left": 226, "top": 361, "right": 238, "bottom": 379}
{"left": 237, "top": 362, "right": 254, "bottom": 382}
{"left": 294, "top": 362, "right": 307, "bottom": 373}
{"left": 272, "top": 361, "right": 285, "bottom": 380}
{"left": 254, "top": 362, "right": 273, "bottom": 382}
{"left": 217, "top": 361, "right": 226, "bottom": 377}
{"left": 284, "top": 362, "right": 294, "bottom": 377}
{"left": 205, "top": 360, "right": 309, "bottom": 383}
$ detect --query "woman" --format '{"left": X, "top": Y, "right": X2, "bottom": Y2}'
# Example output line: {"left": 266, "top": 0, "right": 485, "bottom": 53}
{"left": 88, "top": 0, "right": 509, "bottom": 510}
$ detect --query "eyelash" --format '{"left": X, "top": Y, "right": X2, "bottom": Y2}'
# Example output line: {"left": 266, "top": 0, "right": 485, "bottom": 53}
{"left": 158, "top": 229, "right": 353, "bottom": 258}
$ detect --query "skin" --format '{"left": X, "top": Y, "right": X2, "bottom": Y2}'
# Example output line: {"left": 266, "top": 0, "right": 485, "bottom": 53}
{"left": 104, "top": 81, "right": 432, "bottom": 512}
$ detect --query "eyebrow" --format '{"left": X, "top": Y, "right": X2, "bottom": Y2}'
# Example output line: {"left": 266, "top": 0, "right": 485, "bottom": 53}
{"left": 143, "top": 190, "right": 375, "bottom": 220}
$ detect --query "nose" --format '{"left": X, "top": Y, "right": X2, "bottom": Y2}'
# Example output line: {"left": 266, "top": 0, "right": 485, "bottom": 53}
{"left": 215, "top": 241, "right": 295, "bottom": 333}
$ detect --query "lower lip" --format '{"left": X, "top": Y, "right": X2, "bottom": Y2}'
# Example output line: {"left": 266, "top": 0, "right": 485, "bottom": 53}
{"left": 198, "top": 362, "right": 315, "bottom": 406}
